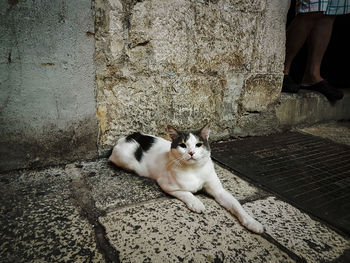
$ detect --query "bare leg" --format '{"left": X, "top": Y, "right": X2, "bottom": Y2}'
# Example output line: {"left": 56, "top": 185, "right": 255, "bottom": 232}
{"left": 284, "top": 12, "right": 323, "bottom": 75}
{"left": 287, "top": 13, "right": 342, "bottom": 100}
{"left": 302, "top": 14, "right": 336, "bottom": 85}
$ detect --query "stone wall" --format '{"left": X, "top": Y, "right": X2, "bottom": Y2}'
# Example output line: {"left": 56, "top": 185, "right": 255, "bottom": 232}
{"left": 0, "top": 0, "right": 97, "bottom": 171}
{"left": 0, "top": 0, "right": 291, "bottom": 171}
{"left": 95, "top": 0, "right": 290, "bottom": 153}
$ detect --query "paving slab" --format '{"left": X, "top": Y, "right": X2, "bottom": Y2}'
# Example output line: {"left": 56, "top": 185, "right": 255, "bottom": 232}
{"left": 79, "top": 159, "right": 265, "bottom": 211}
{"left": 100, "top": 197, "right": 295, "bottom": 263}
{"left": 2, "top": 126, "right": 349, "bottom": 263}
{"left": 214, "top": 164, "right": 267, "bottom": 201}
{"left": 243, "top": 197, "right": 350, "bottom": 262}
{"left": 299, "top": 121, "right": 350, "bottom": 146}
{"left": 0, "top": 167, "right": 104, "bottom": 262}
{"left": 79, "top": 159, "right": 165, "bottom": 210}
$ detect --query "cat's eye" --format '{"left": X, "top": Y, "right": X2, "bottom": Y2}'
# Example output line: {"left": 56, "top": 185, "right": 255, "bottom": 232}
{"left": 196, "top": 143, "right": 203, "bottom": 147}
{"left": 179, "top": 143, "right": 187, "bottom": 148}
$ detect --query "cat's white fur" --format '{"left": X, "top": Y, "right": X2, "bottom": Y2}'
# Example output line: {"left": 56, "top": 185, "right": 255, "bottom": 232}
{"left": 109, "top": 125, "right": 264, "bottom": 234}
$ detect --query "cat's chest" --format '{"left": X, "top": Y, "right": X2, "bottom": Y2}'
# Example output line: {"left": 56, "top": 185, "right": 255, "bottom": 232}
{"left": 171, "top": 167, "right": 209, "bottom": 192}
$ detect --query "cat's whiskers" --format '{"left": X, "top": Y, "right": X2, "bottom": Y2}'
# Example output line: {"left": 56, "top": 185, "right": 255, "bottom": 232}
{"left": 168, "top": 157, "right": 182, "bottom": 167}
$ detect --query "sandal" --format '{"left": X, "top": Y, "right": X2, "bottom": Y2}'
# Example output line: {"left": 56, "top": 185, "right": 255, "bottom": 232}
{"left": 282, "top": 75, "right": 299, "bottom": 93}
{"left": 301, "top": 80, "right": 343, "bottom": 101}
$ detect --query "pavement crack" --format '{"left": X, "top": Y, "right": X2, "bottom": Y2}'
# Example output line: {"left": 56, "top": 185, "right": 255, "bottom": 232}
{"left": 261, "top": 232, "right": 307, "bottom": 263}
{"left": 106, "top": 196, "right": 170, "bottom": 213}
{"left": 329, "top": 248, "right": 350, "bottom": 263}
{"left": 66, "top": 164, "right": 120, "bottom": 263}
{"left": 240, "top": 194, "right": 271, "bottom": 205}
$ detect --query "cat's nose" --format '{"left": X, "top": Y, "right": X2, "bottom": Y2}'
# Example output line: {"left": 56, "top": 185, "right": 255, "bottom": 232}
{"left": 189, "top": 152, "right": 194, "bottom": 156}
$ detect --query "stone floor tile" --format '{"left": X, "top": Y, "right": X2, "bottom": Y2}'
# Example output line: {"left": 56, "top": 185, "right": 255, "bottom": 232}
{"left": 79, "top": 159, "right": 165, "bottom": 210}
{"left": 100, "top": 197, "right": 295, "bottom": 263}
{"left": 243, "top": 197, "right": 350, "bottom": 262}
{"left": 0, "top": 168, "right": 104, "bottom": 262}
{"left": 214, "top": 163, "right": 266, "bottom": 200}
{"left": 299, "top": 121, "right": 350, "bottom": 146}
{"left": 80, "top": 159, "right": 263, "bottom": 211}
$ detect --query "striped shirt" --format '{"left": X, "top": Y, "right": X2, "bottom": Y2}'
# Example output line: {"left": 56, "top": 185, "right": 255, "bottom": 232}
{"left": 296, "top": 0, "right": 350, "bottom": 14}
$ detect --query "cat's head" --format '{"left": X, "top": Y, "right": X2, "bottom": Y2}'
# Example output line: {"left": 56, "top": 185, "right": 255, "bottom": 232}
{"left": 167, "top": 124, "right": 211, "bottom": 166}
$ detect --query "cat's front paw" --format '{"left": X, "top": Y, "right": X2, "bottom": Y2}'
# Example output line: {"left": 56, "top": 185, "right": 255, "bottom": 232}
{"left": 242, "top": 218, "right": 264, "bottom": 234}
{"left": 186, "top": 199, "right": 206, "bottom": 213}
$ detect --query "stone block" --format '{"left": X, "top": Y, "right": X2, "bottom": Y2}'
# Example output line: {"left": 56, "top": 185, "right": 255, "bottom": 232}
{"left": 214, "top": 164, "right": 265, "bottom": 200}
{"left": 79, "top": 159, "right": 165, "bottom": 210}
{"left": 95, "top": 0, "right": 287, "bottom": 150}
{"left": 100, "top": 197, "right": 295, "bottom": 262}
{"left": 0, "top": 167, "right": 103, "bottom": 262}
{"left": 78, "top": 158, "right": 263, "bottom": 211}
{"left": 299, "top": 121, "right": 350, "bottom": 147}
{"left": 244, "top": 197, "right": 350, "bottom": 262}
{"left": 98, "top": 73, "right": 226, "bottom": 147}
{"left": 242, "top": 74, "right": 282, "bottom": 112}
{"left": 276, "top": 89, "right": 350, "bottom": 127}
{"left": 251, "top": 0, "right": 289, "bottom": 73}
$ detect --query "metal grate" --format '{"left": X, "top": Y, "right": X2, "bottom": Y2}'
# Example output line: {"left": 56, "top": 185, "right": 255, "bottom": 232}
{"left": 211, "top": 132, "right": 350, "bottom": 235}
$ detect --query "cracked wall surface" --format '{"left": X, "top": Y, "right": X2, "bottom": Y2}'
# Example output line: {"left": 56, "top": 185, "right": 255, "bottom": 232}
{"left": 95, "top": 0, "right": 290, "bottom": 153}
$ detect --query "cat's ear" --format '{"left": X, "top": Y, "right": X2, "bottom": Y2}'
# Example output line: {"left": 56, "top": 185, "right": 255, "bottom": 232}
{"left": 167, "top": 125, "right": 179, "bottom": 141}
{"left": 200, "top": 124, "right": 210, "bottom": 140}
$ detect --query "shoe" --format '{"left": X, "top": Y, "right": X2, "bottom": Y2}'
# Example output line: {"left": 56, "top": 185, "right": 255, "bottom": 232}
{"left": 282, "top": 75, "right": 299, "bottom": 93}
{"left": 301, "top": 80, "right": 343, "bottom": 101}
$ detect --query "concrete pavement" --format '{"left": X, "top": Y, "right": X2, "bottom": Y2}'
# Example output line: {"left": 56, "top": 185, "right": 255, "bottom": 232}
{"left": 1, "top": 122, "right": 350, "bottom": 263}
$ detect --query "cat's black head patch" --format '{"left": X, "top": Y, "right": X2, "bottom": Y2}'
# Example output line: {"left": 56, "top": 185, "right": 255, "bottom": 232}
{"left": 170, "top": 131, "right": 190, "bottom": 149}
{"left": 168, "top": 127, "right": 210, "bottom": 150}
{"left": 192, "top": 129, "right": 210, "bottom": 150}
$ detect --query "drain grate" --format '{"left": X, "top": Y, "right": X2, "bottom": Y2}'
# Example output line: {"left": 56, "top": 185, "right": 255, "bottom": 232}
{"left": 211, "top": 132, "right": 350, "bottom": 235}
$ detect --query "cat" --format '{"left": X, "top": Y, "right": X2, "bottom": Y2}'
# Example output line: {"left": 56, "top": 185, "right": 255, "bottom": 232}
{"left": 109, "top": 124, "right": 264, "bottom": 234}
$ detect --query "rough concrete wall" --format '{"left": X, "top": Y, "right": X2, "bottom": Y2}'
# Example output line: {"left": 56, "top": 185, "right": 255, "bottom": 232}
{"left": 0, "top": 0, "right": 97, "bottom": 171}
{"left": 95, "top": 0, "right": 290, "bottom": 152}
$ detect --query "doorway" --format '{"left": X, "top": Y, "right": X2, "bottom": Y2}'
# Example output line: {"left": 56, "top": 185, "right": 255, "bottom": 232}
{"left": 286, "top": 0, "right": 350, "bottom": 89}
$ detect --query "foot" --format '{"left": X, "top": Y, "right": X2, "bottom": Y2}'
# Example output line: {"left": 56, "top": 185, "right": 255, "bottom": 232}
{"left": 241, "top": 217, "right": 264, "bottom": 234}
{"left": 282, "top": 75, "right": 299, "bottom": 93}
{"left": 301, "top": 80, "right": 343, "bottom": 101}
{"left": 186, "top": 198, "right": 206, "bottom": 213}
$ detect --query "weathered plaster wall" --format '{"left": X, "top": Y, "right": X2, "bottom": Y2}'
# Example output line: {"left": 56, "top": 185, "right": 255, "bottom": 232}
{"left": 95, "top": 0, "right": 290, "bottom": 153}
{"left": 0, "top": 0, "right": 97, "bottom": 171}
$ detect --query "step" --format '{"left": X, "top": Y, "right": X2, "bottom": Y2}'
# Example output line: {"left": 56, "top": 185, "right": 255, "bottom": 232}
{"left": 276, "top": 89, "right": 350, "bottom": 127}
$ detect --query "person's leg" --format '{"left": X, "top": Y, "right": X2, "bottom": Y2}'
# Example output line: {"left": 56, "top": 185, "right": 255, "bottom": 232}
{"left": 300, "top": 14, "right": 343, "bottom": 101}
{"left": 302, "top": 14, "right": 336, "bottom": 85}
{"left": 284, "top": 12, "right": 323, "bottom": 75}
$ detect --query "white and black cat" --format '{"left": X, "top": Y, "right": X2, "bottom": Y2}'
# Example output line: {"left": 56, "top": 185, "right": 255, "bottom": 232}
{"left": 109, "top": 124, "right": 264, "bottom": 234}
